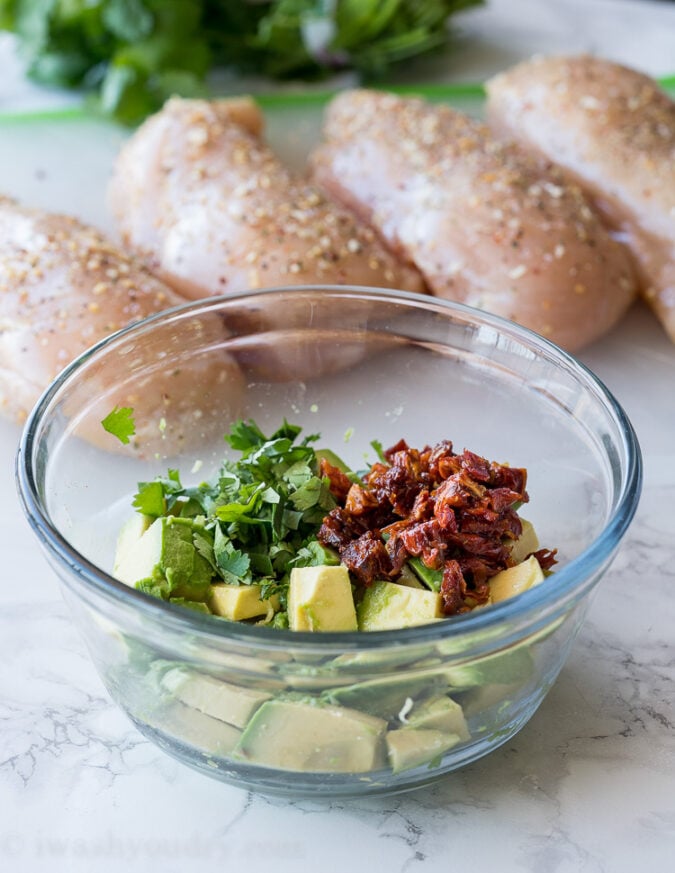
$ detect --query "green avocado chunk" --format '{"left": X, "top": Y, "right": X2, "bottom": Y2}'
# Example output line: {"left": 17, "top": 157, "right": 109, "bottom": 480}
{"left": 444, "top": 645, "right": 535, "bottom": 689}
{"left": 113, "top": 515, "right": 213, "bottom": 602}
{"left": 161, "top": 668, "right": 272, "bottom": 729}
{"left": 357, "top": 580, "right": 442, "bottom": 630}
{"left": 407, "top": 557, "right": 443, "bottom": 592}
{"left": 147, "top": 701, "right": 242, "bottom": 756}
{"left": 233, "top": 699, "right": 387, "bottom": 772}
{"left": 325, "top": 670, "right": 450, "bottom": 722}
{"left": 386, "top": 728, "right": 461, "bottom": 773}
{"left": 404, "top": 694, "right": 470, "bottom": 741}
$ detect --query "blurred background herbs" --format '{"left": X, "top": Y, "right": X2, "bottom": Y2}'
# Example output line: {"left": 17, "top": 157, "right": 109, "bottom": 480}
{"left": 0, "top": 0, "right": 482, "bottom": 124}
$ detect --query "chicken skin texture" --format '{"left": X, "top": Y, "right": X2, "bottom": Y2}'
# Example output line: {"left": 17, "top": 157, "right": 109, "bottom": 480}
{"left": 108, "top": 97, "right": 424, "bottom": 299}
{"left": 0, "top": 197, "right": 183, "bottom": 423}
{"left": 0, "top": 197, "right": 244, "bottom": 452}
{"left": 311, "top": 89, "right": 638, "bottom": 351}
{"left": 486, "top": 55, "right": 675, "bottom": 342}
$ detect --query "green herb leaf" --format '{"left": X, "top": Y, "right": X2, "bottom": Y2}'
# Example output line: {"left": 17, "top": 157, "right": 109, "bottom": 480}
{"left": 101, "top": 405, "right": 135, "bottom": 444}
{"left": 225, "top": 418, "right": 268, "bottom": 454}
{"left": 2, "top": 0, "right": 483, "bottom": 124}
{"left": 217, "top": 547, "right": 251, "bottom": 581}
{"left": 370, "top": 439, "right": 387, "bottom": 464}
{"left": 132, "top": 481, "right": 165, "bottom": 517}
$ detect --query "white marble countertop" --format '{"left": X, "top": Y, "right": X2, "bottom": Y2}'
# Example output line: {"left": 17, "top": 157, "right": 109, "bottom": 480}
{"left": 1, "top": 1, "right": 675, "bottom": 871}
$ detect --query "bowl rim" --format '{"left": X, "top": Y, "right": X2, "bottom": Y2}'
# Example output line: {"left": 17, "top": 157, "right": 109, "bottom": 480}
{"left": 16, "top": 285, "right": 643, "bottom": 651}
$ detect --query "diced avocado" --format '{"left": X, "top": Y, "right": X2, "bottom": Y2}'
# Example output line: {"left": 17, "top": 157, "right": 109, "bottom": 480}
{"left": 315, "top": 448, "right": 360, "bottom": 483}
{"left": 147, "top": 700, "right": 242, "bottom": 756}
{"left": 326, "top": 669, "right": 450, "bottom": 722}
{"left": 407, "top": 557, "right": 443, "bottom": 592}
{"left": 329, "top": 649, "right": 426, "bottom": 672}
{"left": 357, "top": 580, "right": 442, "bottom": 631}
{"left": 113, "top": 515, "right": 214, "bottom": 601}
{"left": 112, "top": 513, "right": 152, "bottom": 579}
{"left": 233, "top": 699, "right": 387, "bottom": 772}
{"left": 445, "top": 645, "right": 535, "bottom": 689}
{"left": 161, "top": 668, "right": 271, "bottom": 728}
{"left": 168, "top": 598, "right": 212, "bottom": 614}
{"left": 91, "top": 613, "right": 130, "bottom": 666}
{"left": 397, "top": 563, "right": 426, "bottom": 589}
{"left": 210, "top": 583, "right": 279, "bottom": 621}
{"left": 386, "top": 728, "right": 461, "bottom": 773}
{"left": 454, "top": 681, "right": 519, "bottom": 719}
{"left": 508, "top": 518, "right": 540, "bottom": 565}
{"left": 288, "top": 565, "right": 357, "bottom": 631}
{"left": 489, "top": 555, "right": 544, "bottom": 604}
{"left": 403, "top": 694, "right": 470, "bottom": 741}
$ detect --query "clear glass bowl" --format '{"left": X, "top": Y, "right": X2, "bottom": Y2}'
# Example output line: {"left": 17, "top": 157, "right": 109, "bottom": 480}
{"left": 16, "top": 287, "right": 641, "bottom": 797}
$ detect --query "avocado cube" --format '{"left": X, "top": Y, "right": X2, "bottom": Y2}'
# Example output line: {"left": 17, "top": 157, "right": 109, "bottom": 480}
{"left": 326, "top": 670, "right": 450, "bottom": 722}
{"left": 404, "top": 694, "right": 470, "bottom": 741}
{"left": 357, "top": 580, "right": 442, "bottom": 631}
{"left": 489, "top": 555, "right": 544, "bottom": 604}
{"left": 210, "top": 583, "right": 279, "bottom": 621}
{"left": 288, "top": 565, "right": 357, "bottom": 631}
{"left": 396, "top": 563, "right": 427, "bottom": 590}
{"left": 233, "top": 699, "right": 387, "bottom": 772}
{"left": 161, "top": 668, "right": 271, "bottom": 728}
{"left": 386, "top": 728, "right": 461, "bottom": 773}
{"left": 508, "top": 518, "right": 540, "bottom": 565}
{"left": 113, "top": 513, "right": 152, "bottom": 579}
{"left": 445, "top": 645, "right": 535, "bottom": 689}
{"left": 113, "top": 515, "right": 212, "bottom": 600}
{"left": 148, "top": 701, "right": 242, "bottom": 756}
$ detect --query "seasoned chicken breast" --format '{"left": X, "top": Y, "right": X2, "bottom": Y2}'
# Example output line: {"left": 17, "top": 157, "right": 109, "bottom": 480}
{"left": 108, "top": 97, "right": 424, "bottom": 298}
{"left": 0, "top": 197, "right": 244, "bottom": 453}
{"left": 486, "top": 55, "right": 675, "bottom": 342}
{"left": 311, "top": 89, "right": 637, "bottom": 351}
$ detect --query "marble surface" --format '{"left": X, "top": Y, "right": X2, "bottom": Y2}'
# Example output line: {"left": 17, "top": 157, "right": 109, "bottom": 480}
{"left": 1, "top": 1, "right": 675, "bottom": 871}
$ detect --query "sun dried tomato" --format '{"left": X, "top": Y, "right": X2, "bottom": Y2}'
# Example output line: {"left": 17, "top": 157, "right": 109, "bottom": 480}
{"left": 531, "top": 548, "right": 558, "bottom": 571}
{"left": 319, "top": 458, "right": 352, "bottom": 503}
{"left": 399, "top": 519, "right": 446, "bottom": 570}
{"left": 344, "top": 483, "right": 380, "bottom": 516}
{"left": 340, "top": 531, "right": 392, "bottom": 587}
{"left": 460, "top": 450, "right": 492, "bottom": 483}
{"left": 317, "top": 436, "right": 551, "bottom": 616}
{"left": 318, "top": 507, "right": 370, "bottom": 551}
{"left": 490, "top": 463, "right": 527, "bottom": 497}
{"left": 440, "top": 561, "right": 465, "bottom": 614}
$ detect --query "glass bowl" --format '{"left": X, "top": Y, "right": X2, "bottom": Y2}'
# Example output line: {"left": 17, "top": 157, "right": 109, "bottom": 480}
{"left": 16, "top": 287, "right": 641, "bottom": 797}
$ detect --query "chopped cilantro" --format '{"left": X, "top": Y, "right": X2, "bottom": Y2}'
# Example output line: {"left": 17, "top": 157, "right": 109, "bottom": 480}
{"left": 370, "top": 439, "right": 387, "bottom": 464}
{"left": 123, "top": 419, "right": 360, "bottom": 614}
{"left": 101, "top": 406, "right": 135, "bottom": 444}
{"left": 132, "top": 481, "right": 165, "bottom": 517}
{"left": 0, "top": 1, "right": 482, "bottom": 124}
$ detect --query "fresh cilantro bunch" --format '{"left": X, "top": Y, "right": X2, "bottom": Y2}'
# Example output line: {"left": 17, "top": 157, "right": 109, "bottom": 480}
{"left": 0, "top": 0, "right": 482, "bottom": 123}
{"left": 132, "top": 419, "right": 339, "bottom": 606}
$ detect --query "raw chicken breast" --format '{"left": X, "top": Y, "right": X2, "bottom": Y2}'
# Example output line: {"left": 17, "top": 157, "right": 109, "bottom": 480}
{"left": 108, "top": 97, "right": 424, "bottom": 298}
{"left": 311, "top": 89, "right": 637, "bottom": 351}
{"left": 0, "top": 197, "right": 244, "bottom": 453}
{"left": 486, "top": 55, "right": 675, "bottom": 342}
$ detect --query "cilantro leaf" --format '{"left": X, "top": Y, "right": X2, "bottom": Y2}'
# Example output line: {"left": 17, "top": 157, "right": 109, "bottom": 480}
{"left": 370, "top": 439, "right": 387, "bottom": 464}
{"left": 217, "top": 548, "right": 251, "bottom": 580}
{"left": 132, "top": 481, "right": 165, "bottom": 517}
{"left": 2, "top": 1, "right": 482, "bottom": 124}
{"left": 101, "top": 406, "right": 135, "bottom": 444}
{"left": 289, "top": 476, "right": 325, "bottom": 511}
{"left": 225, "top": 419, "right": 267, "bottom": 454}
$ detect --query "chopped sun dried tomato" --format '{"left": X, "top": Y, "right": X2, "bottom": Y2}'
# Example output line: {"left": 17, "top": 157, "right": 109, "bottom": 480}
{"left": 319, "top": 458, "right": 353, "bottom": 503}
{"left": 316, "top": 436, "right": 547, "bottom": 615}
